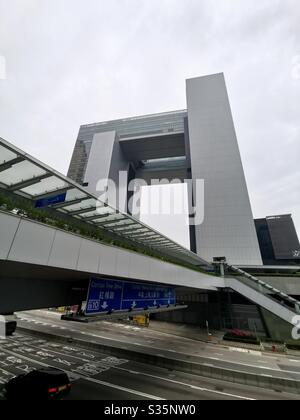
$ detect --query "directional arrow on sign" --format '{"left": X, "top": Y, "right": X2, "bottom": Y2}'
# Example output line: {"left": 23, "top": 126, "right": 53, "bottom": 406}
{"left": 101, "top": 302, "right": 108, "bottom": 310}
{"left": 131, "top": 301, "right": 137, "bottom": 309}
{"left": 153, "top": 300, "right": 157, "bottom": 306}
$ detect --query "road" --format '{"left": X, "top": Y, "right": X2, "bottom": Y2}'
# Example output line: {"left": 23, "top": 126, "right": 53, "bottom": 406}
{"left": 15, "top": 310, "right": 300, "bottom": 382}
{"left": 0, "top": 330, "right": 298, "bottom": 400}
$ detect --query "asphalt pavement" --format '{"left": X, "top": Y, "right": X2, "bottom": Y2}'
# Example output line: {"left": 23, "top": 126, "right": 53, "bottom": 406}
{"left": 15, "top": 310, "right": 300, "bottom": 382}
{"left": 0, "top": 330, "right": 299, "bottom": 400}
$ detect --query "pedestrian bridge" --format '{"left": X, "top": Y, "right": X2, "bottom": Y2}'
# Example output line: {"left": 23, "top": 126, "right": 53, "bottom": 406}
{"left": 0, "top": 209, "right": 223, "bottom": 313}
{"left": 1, "top": 207, "right": 300, "bottom": 328}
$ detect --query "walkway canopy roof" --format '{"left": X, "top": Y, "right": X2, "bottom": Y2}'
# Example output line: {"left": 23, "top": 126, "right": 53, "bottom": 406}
{"left": 0, "top": 137, "right": 210, "bottom": 269}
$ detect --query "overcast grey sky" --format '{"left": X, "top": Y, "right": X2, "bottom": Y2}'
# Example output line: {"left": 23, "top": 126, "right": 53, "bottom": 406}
{"left": 0, "top": 0, "right": 299, "bottom": 244}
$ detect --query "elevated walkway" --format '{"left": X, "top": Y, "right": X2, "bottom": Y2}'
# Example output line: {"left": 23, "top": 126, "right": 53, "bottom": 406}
{"left": 224, "top": 265, "right": 300, "bottom": 326}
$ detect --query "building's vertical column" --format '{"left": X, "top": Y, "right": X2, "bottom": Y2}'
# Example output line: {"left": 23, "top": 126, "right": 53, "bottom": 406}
{"left": 84, "top": 131, "right": 129, "bottom": 212}
{"left": 184, "top": 117, "right": 197, "bottom": 253}
{"left": 186, "top": 74, "right": 262, "bottom": 265}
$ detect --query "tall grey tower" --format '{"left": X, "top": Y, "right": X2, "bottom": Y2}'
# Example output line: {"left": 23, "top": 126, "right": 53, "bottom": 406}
{"left": 68, "top": 74, "right": 262, "bottom": 266}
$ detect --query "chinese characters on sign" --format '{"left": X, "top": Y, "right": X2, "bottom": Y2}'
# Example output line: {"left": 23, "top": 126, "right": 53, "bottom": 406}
{"left": 86, "top": 278, "right": 176, "bottom": 315}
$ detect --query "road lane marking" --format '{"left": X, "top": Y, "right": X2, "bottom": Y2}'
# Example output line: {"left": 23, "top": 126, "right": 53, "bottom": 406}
{"left": 19, "top": 326, "right": 295, "bottom": 377}
{"left": 229, "top": 348, "right": 262, "bottom": 356}
{"left": 115, "top": 367, "right": 256, "bottom": 400}
{"left": 0, "top": 348, "right": 164, "bottom": 400}
{"left": 2, "top": 338, "right": 256, "bottom": 400}
{"left": 17, "top": 319, "right": 300, "bottom": 378}
{"left": 1, "top": 340, "right": 252, "bottom": 400}
{"left": 83, "top": 376, "right": 165, "bottom": 400}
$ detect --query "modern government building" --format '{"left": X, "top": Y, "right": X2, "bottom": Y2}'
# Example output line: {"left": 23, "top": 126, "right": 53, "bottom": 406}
{"left": 68, "top": 73, "right": 263, "bottom": 267}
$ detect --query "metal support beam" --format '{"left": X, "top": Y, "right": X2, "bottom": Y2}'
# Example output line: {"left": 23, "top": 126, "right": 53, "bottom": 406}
{"left": 102, "top": 219, "right": 132, "bottom": 229}
{"left": 34, "top": 186, "right": 74, "bottom": 201}
{"left": 67, "top": 207, "right": 98, "bottom": 216}
{"left": 111, "top": 225, "right": 145, "bottom": 234}
{"left": 7, "top": 173, "right": 53, "bottom": 192}
{"left": 83, "top": 213, "right": 112, "bottom": 222}
{"left": 51, "top": 197, "right": 90, "bottom": 209}
{"left": 123, "top": 233, "right": 156, "bottom": 241}
{"left": 0, "top": 157, "right": 25, "bottom": 173}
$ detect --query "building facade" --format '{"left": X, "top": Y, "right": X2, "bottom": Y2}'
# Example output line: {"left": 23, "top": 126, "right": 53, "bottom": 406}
{"left": 255, "top": 214, "right": 300, "bottom": 265}
{"left": 68, "top": 73, "right": 262, "bottom": 266}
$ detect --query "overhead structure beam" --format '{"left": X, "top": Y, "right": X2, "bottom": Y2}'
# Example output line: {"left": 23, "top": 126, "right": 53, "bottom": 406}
{"left": 7, "top": 173, "right": 53, "bottom": 192}
{"left": 0, "top": 157, "right": 26, "bottom": 173}
{"left": 67, "top": 207, "right": 98, "bottom": 216}
{"left": 51, "top": 197, "right": 89, "bottom": 209}
{"left": 34, "top": 186, "right": 74, "bottom": 201}
{"left": 101, "top": 219, "right": 131, "bottom": 229}
{"left": 112, "top": 225, "right": 145, "bottom": 234}
{"left": 83, "top": 213, "right": 112, "bottom": 222}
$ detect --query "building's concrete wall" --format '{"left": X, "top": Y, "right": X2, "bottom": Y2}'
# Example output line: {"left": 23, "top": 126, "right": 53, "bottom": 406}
{"left": 84, "top": 131, "right": 116, "bottom": 196}
{"left": 186, "top": 74, "right": 262, "bottom": 265}
{"left": 84, "top": 131, "right": 129, "bottom": 212}
{"left": 260, "top": 308, "right": 295, "bottom": 342}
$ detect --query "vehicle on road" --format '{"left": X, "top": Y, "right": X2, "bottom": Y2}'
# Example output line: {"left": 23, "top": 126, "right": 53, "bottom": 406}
{"left": 5, "top": 319, "right": 17, "bottom": 336}
{"left": 5, "top": 368, "right": 71, "bottom": 400}
{"left": 0, "top": 315, "right": 17, "bottom": 337}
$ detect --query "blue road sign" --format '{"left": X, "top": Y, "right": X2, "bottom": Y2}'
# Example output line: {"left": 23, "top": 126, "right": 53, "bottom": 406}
{"left": 121, "top": 282, "right": 176, "bottom": 311}
{"left": 86, "top": 279, "right": 123, "bottom": 314}
{"left": 85, "top": 278, "right": 176, "bottom": 315}
{"left": 35, "top": 192, "right": 66, "bottom": 208}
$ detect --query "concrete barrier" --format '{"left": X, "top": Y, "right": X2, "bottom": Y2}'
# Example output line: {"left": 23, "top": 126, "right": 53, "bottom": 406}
{"left": 18, "top": 325, "right": 300, "bottom": 396}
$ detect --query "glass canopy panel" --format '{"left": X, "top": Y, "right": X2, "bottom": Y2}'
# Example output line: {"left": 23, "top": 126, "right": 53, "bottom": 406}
{"left": 112, "top": 224, "right": 143, "bottom": 233}
{"left": 123, "top": 228, "right": 150, "bottom": 236}
{"left": 62, "top": 199, "right": 98, "bottom": 213}
{"left": 92, "top": 206, "right": 115, "bottom": 216}
{"left": 21, "top": 176, "right": 68, "bottom": 197}
{"left": 65, "top": 189, "right": 89, "bottom": 202}
{"left": 76, "top": 210, "right": 100, "bottom": 219}
{"left": 79, "top": 207, "right": 115, "bottom": 219}
{"left": 93, "top": 214, "right": 125, "bottom": 225}
{"left": 128, "top": 231, "right": 155, "bottom": 238}
{"left": 0, "top": 160, "right": 47, "bottom": 187}
{"left": 0, "top": 146, "right": 18, "bottom": 165}
{"left": 103, "top": 220, "right": 134, "bottom": 229}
